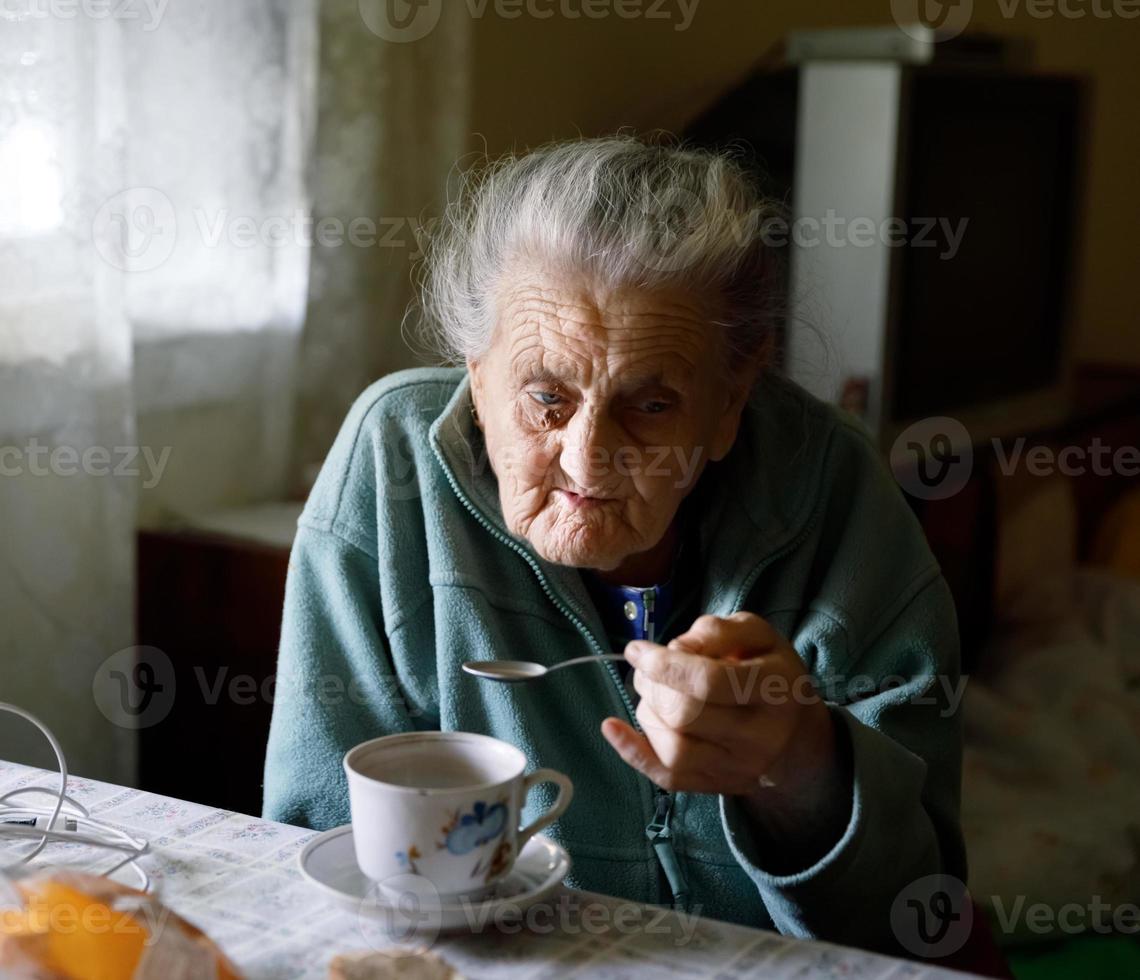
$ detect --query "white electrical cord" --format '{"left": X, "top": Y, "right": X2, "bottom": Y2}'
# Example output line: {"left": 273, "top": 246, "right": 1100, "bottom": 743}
{"left": 0, "top": 701, "right": 151, "bottom": 891}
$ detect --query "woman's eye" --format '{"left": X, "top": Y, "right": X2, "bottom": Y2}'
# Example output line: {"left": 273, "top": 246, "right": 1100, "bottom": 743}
{"left": 640, "top": 400, "right": 672, "bottom": 415}
{"left": 529, "top": 391, "right": 562, "bottom": 407}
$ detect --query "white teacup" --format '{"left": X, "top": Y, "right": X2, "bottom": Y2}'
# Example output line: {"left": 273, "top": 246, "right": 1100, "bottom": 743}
{"left": 343, "top": 731, "right": 573, "bottom": 899}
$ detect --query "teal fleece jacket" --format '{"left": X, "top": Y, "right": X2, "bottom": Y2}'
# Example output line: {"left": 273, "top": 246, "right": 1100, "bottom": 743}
{"left": 263, "top": 367, "right": 966, "bottom": 949}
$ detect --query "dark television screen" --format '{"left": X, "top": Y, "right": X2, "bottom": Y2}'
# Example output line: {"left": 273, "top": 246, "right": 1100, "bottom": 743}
{"left": 684, "top": 67, "right": 799, "bottom": 203}
{"left": 891, "top": 74, "right": 1081, "bottom": 421}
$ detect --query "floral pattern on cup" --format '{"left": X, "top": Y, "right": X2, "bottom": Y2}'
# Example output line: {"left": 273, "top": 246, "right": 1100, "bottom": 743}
{"left": 395, "top": 845, "right": 421, "bottom": 874}
{"left": 472, "top": 839, "right": 513, "bottom": 884}
{"left": 436, "top": 799, "right": 508, "bottom": 855}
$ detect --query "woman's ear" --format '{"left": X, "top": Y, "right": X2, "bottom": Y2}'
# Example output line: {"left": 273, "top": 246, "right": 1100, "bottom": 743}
{"left": 466, "top": 357, "right": 485, "bottom": 428}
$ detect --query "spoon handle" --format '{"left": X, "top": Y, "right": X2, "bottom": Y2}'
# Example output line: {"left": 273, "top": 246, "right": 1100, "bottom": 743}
{"left": 549, "top": 653, "right": 627, "bottom": 672}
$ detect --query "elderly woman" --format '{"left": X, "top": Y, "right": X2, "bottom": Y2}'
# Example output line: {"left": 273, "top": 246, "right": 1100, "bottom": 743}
{"left": 263, "top": 136, "right": 964, "bottom": 948}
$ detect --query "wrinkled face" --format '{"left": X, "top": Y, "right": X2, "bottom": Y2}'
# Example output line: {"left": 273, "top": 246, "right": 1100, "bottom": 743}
{"left": 468, "top": 265, "right": 753, "bottom": 574}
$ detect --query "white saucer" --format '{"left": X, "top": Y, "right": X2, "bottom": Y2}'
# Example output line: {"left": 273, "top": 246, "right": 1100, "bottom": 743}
{"left": 298, "top": 825, "right": 571, "bottom": 934}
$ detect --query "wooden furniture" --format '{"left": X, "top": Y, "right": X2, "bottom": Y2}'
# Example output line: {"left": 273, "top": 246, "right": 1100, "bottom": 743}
{"left": 136, "top": 506, "right": 297, "bottom": 816}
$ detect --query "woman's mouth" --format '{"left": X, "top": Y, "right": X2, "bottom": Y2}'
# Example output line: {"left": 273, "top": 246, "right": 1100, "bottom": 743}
{"left": 556, "top": 489, "right": 615, "bottom": 510}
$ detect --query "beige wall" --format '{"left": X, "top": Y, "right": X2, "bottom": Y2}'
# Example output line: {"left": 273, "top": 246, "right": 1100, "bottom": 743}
{"left": 467, "top": 0, "right": 1139, "bottom": 365}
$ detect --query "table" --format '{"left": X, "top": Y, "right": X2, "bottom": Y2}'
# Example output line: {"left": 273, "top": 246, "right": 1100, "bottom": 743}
{"left": 0, "top": 761, "right": 979, "bottom": 979}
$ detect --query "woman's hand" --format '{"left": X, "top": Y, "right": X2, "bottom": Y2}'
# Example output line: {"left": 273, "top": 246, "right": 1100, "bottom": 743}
{"left": 601, "top": 612, "right": 853, "bottom": 863}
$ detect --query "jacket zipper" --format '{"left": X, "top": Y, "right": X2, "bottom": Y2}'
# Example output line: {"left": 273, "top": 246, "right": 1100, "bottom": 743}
{"left": 646, "top": 788, "right": 689, "bottom": 911}
{"left": 647, "top": 508, "right": 825, "bottom": 911}
{"left": 432, "top": 455, "right": 678, "bottom": 902}
{"left": 598, "top": 647, "right": 687, "bottom": 910}
{"left": 634, "top": 586, "right": 690, "bottom": 910}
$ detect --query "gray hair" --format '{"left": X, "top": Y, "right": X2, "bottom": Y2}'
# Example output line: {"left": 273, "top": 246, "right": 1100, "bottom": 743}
{"left": 411, "top": 134, "right": 787, "bottom": 372}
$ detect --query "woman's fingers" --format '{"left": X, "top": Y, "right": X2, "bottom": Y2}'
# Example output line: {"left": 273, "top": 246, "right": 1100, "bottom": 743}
{"left": 625, "top": 641, "right": 738, "bottom": 705}
{"left": 624, "top": 613, "right": 813, "bottom": 710}
{"left": 600, "top": 718, "right": 672, "bottom": 786}
{"left": 600, "top": 716, "right": 759, "bottom": 795}
{"left": 635, "top": 700, "right": 773, "bottom": 773}
{"left": 632, "top": 667, "right": 781, "bottom": 742}
{"left": 626, "top": 642, "right": 801, "bottom": 709}
{"left": 605, "top": 615, "right": 833, "bottom": 796}
{"left": 669, "top": 612, "right": 781, "bottom": 657}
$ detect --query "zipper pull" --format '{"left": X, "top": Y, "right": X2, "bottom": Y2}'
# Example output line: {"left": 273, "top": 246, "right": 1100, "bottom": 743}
{"left": 646, "top": 790, "right": 672, "bottom": 838}
{"left": 642, "top": 588, "right": 656, "bottom": 644}
{"left": 645, "top": 791, "right": 689, "bottom": 912}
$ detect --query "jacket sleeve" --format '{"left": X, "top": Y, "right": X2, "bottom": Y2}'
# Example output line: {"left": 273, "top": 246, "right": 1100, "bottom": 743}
{"left": 262, "top": 523, "right": 418, "bottom": 830}
{"left": 719, "top": 421, "right": 967, "bottom": 951}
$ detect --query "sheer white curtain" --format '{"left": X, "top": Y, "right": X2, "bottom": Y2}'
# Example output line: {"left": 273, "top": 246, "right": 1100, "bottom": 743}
{"left": 0, "top": 11, "right": 136, "bottom": 783}
{"left": 1, "top": 0, "right": 472, "bottom": 784}
{"left": 0, "top": 1, "right": 319, "bottom": 783}
{"left": 294, "top": 0, "right": 472, "bottom": 472}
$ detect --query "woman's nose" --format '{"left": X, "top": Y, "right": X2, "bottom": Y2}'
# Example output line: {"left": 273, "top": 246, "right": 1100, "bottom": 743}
{"left": 560, "top": 409, "right": 621, "bottom": 489}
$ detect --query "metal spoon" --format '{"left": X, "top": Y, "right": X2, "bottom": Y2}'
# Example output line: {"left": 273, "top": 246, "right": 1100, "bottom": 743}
{"left": 462, "top": 654, "right": 627, "bottom": 683}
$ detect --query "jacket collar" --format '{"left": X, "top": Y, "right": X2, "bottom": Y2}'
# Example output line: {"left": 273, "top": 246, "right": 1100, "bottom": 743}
{"left": 428, "top": 372, "right": 826, "bottom": 630}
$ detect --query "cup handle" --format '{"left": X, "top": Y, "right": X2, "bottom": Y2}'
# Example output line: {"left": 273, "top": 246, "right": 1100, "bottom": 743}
{"left": 517, "top": 768, "right": 573, "bottom": 852}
